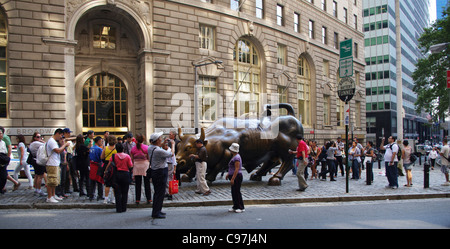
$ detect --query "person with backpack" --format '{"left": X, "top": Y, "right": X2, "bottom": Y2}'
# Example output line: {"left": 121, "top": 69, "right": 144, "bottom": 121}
{"left": 379, "top": 136, "right": 399, "bottom": 189}
{"left": 44, "top": 129, "right": 71, "bottom": 203}
{"left": 74, "top": 134, "right": 90, "bottom": 197}
{"left": 29, "top": 132, "right": 46, "bottom": 196}
{"left": 402, "top": 140, "right": 413, "bottom": 187}
{"left": 104, "top": 142, "right": 132, "bottom": 213}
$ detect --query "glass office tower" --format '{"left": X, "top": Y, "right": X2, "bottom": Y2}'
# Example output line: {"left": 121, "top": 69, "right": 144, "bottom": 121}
{"left": 363, "top": 0, "right": 434, "bottom": 143}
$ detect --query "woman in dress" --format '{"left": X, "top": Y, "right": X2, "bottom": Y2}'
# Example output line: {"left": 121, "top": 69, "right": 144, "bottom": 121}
{"left": 130, "top": 133, "right": 151, "bottom": 204}
{"left": 226, "top": 143, "right": 245, "bottom": 213}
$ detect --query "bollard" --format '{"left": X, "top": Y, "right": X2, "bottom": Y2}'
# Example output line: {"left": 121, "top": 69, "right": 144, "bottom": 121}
{"left": 366, "top": 161, "right": 372, "bottom": 185}
{"left": 424, "top": 158, "right": 430, "bottom": 188}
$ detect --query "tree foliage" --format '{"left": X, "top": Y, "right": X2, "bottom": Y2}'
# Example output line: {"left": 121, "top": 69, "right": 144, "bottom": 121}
{"left": 412, "top": 6, "right": 450, "bottom": 122}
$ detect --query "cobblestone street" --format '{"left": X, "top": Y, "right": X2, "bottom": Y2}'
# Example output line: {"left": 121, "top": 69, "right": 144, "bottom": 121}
{"left": 1, "top": 160, "right": 450, "bottom": 209}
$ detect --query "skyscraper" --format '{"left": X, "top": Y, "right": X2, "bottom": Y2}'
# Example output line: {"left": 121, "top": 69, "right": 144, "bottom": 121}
{"left": 363, "top": 0, "right": 433, "bottom": 143}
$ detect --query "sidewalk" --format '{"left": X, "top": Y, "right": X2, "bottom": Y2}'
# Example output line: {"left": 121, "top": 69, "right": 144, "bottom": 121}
{"left": 1, "top": 161, "right": 449, "bottom": 209}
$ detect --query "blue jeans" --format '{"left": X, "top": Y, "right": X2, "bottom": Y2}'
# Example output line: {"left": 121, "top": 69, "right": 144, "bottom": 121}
{"left": 385, "top": 162, "right": 398, "bottom": 187}
{"left": 351, "top": 159, "right": 360, "bottom": 179}
{"left": 327, "top": 159, "right": 336, "bottom": 180}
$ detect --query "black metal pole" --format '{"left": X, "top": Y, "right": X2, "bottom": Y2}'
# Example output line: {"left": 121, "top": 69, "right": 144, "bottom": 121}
{"left": 345, "top": 101, "right": 349, "bottom": 193}
{"left": 366, "top": 161, "right": 372, "bottom": 185}
{"left": 424, "top": 156, "right": 430, "bottom": 188}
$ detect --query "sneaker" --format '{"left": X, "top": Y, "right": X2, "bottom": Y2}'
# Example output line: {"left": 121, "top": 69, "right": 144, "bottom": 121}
{"left": 228, "top": 208, "right": 236, "bottom": 212}
{"left": 46, "top": 196, "right": 59, "bottom": 203}
{"left": 53, "top": 195, "right": 63, "bottom": 201}
{"left": 103, "top": 196, "right": 109, "bottom": 204}
{"left": 235, "top": 209, "right": 245, "bottom": 213}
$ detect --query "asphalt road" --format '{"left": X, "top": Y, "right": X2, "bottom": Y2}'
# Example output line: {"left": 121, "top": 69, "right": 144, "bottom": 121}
{"left": 1, "top": 198, "right": 449, "bottom": 229}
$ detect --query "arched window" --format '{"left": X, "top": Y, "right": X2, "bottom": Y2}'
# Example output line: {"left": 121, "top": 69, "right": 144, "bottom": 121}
{"left": 0, "top": 10, "right": 7, "bottom": 118}
{"left": 233, "top": 38, "right": 260, "bottom": 117}
{"left": 297, "top": 56, "right": 311, "bottom": 126}
{"left": 82, "top": 73, "right": 127, "bottom": 130}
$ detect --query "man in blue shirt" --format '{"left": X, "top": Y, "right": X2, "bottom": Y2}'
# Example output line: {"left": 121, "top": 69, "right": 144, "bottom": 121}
{"left": 89, "top": 136, "right": 104, "bottom": 201}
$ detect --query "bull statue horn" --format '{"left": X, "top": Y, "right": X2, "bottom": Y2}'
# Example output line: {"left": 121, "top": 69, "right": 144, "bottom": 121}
{"left": 178, "top": 127, "right": 184, "bottom": 141}
{"left": 200, "top": 127, "right": 205, "bottom": 141}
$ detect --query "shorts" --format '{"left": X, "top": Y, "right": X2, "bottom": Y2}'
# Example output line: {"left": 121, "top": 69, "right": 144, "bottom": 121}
{"left": 441, "top": 165, "right": 450, "bottom": 174}
{"left": 403, "top": 163, "right": 413, "bottom": 170}
{"left": 34, "top": 163, "right": 47, "bottom": 175}
{"left": 46, "top": 166, "right": 61, "bottom": 187}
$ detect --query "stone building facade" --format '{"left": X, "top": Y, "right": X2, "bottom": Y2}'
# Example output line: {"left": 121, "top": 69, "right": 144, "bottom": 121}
{"left": 0, "top": 0, "right": 365, "bottom": 143}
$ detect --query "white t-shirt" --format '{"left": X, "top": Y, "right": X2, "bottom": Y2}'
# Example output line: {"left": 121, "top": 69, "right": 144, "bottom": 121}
{"left": 441, "top": 145, "right": 450, "bottom": 166}
{"left": 0, "top": 140, "right": 6, "bottom": 154}
{"left": 46, "top": 137, "right": 60, "bottom": 167}
{"left": 384, "top": 143, "right": 399, "bottom": 163}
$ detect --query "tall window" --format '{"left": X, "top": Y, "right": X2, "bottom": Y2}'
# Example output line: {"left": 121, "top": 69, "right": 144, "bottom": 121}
{"left": 323, "top": 95, "right": 331, "bottom": 125}
{"left": 93, "top": 25, "right": 116, "bottom": 49}
{"left": 309, "top": 20, "right": 315, "bottom": 39}
{"left": 336, "top": 72, "right": 344, "bottom": 127}
{"left": 322, "top": 26, "right": 327, "bottom": 44}
{"left": 231, "top": 0, "right": 240, "bottom": 11}
{"left": 0, "top": 11, "right": 7, "bottom": 118}
{"left": 199, "top": 25, "right": 215, "bottom": 50}
{"left": 256, "top": 0, "right": 263, "bottom": 19}
{"left": 321, "top": 0, "right": 327, "bottom": 11}
{"left": 277, "top": 44, "right": 286, "bottom": 65}
{"left": 334, "top": 32, "right": 339, "bottom": 49}
{"left": 199, "top": 76, "right": 217, "bottom": 121}
{"left": 298, "top": 57, "right": 311, "bottom": 127}
{"left": 233, "top": 39, "right": 260, "bottom": 117}
{"left": 276, "top": 4, "right": 284, "bottom": 26}
{"left": 343, "top": 7, "right": 348, "bottom": 24}
{"left": 82, "top": 73, "right": 127, "bottom": 129}
{"left": 333, "top": 1, "right": 337, "bottom": 17}
{"left": 294, "top": 12, "right": 300, "bottom": 33}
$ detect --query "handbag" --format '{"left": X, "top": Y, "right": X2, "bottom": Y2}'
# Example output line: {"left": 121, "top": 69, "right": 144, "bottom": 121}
{"left": 168, "top": 173, "right": 179, "bottom": 195}
{"left": 0, "top": 152, "right": 10, "bottom": 167}
{"left": 103, "top": 154, "right": 117, "bottom": 186}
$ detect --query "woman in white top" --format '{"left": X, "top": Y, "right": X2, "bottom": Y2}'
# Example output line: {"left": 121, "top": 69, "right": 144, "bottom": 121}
{"left": 401, "top": 140, "right": 413, "bottom": 187}
{"left": 13, "top": 135, "right": 33, "bottom": 189}
{"left": 429, "top": 147, "right": 438, "bottom": 170}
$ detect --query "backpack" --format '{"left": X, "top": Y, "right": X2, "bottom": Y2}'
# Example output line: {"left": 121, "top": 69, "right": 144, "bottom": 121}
{"left": 103, "top": 154, "right": 117, "bottom": 186}
{"left": 36, "top": 142, "right": 53, "bottom": 166}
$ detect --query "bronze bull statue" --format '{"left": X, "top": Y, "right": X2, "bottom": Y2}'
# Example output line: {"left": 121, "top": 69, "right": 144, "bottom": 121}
{"left": 175, "top": 104, "right": 303, "bottom": 186}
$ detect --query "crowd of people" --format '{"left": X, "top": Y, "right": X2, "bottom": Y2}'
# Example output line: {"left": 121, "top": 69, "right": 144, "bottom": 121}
{"left": 0, "top": 126, "right": 246, "bottom": 216}
{"left": 0, "top": 124, "right": 449, "bottom": 216}
{"left": 292, "top": 135, "right": 450, "bottom": 191}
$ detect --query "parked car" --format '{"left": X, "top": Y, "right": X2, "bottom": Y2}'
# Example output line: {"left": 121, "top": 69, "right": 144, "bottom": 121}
{"left": 7, "top": 149, "right": 34, "bottom": 177}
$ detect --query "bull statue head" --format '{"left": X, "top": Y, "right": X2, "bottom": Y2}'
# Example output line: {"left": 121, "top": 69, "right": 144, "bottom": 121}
{"left": 175, "top": 127, "right": 206, "bottom": 175}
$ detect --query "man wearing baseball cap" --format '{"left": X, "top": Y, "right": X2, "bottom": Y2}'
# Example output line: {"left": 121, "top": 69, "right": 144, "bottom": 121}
{"left": 148, "top": 131, "right": 175, "bottom": 219}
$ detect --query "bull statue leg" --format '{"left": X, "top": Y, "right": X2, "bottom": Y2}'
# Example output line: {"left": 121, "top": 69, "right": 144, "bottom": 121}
{"left": 268, "top": 154, "right": 295, "bottom": 186}
{"left": 250, "top": 156, "right": 280, "bottom": 181}
{"left": 181, "top": 167, "right": 196, "bottom": 182}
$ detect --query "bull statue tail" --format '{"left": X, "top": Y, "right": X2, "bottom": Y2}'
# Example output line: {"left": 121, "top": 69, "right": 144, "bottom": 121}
{"left": 264, "top": 103, "right": 295, "bottom": 116}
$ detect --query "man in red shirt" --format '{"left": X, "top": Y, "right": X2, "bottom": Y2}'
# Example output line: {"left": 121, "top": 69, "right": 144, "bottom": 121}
{"left": 290, "top": 134, "right": 308, "bottom": 191}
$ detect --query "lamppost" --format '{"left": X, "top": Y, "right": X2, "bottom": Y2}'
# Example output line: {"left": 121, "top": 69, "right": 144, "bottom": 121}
{"left": 193, "top": 60, "right": 223, "bottom": 135}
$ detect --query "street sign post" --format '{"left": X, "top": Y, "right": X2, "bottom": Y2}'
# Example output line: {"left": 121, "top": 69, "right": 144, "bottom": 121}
{"left": 339, "top": 39, "right": 353, "bottom": 78}
{"left": 340, "top": 39, "right": 353, "bottom": 59}
{"left": 338, "top": 77, "right": 356, "bottom": 102}
{"left": 339, "top": 57, "right": 353, "bottom": 78}
{"left": 337, "top": 75, "right": 355, "bottom": 194}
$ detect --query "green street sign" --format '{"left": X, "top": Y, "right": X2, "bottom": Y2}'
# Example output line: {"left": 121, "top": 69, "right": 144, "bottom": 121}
{"left": 340, "top": 39, "right": 353, "bottom": 59}
{"left": 339, "top": 57, "right": 353, "bottom": 78}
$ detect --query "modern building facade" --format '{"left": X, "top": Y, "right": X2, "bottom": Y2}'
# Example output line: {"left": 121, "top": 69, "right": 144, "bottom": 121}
{"left": 0, "top": 0, "right": 365, "bottom": 144}
{"left": 363, "top": 0, "right": 435, "bottom": 143}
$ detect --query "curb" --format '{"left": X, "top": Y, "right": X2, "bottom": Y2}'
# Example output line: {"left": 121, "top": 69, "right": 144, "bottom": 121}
{"left": 1, "top": 193, "right": 449, "bottom": 210}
